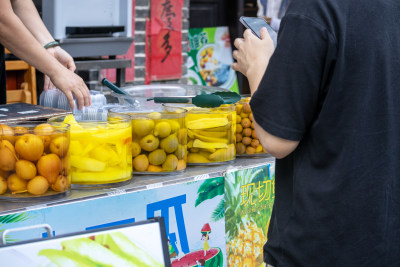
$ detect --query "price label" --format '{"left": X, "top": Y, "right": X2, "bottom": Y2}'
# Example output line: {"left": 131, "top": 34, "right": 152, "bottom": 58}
{"left": 146, "top": 183, "right": 163, "bottom": 190}
{"left": 194, "top": 174, "right": 210, "bottom": 181}
{"left": 107, "top": 189, "right": 127, "bottom": 196}
{"left": 25, "top": 204, "right": 47, "bottom": 211}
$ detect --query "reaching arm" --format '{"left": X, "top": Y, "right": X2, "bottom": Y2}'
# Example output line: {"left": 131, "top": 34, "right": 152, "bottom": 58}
{"left": 232, "top": 28, "right": 299, "bottom": 158}
{"left": 0, "top": 0, "right": 89, "bottom": 109}
{"left": 10, "top": 0, "right": 78, "bottom": 91}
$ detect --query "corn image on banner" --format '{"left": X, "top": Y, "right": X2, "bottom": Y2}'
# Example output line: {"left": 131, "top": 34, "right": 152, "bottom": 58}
{"left": 187, "top": 27, "right": 239, "bottom": 93}
{"left": 224, "top": 164, "right": 275, "bottom": 267}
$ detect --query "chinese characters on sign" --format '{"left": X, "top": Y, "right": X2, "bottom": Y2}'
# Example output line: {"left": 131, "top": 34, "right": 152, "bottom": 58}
{"left": 146, "top": 0, "right": 183, "bottom": 81}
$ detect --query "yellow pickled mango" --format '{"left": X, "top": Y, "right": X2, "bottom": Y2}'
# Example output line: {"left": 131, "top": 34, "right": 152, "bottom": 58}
{"left": 132, "top": 119, "right": 154, "bottom": 137}
{"left": 200, "top": 147, "right": 216, "bottom": 153}
{"left": 187, "top": 118, "right": 228, "bottom": 130}
{"left": 154, "top": 121, "right": 171, "bottom": 138}
{"left": 63, "top": 115, "right": 82, "bottom": 130}
{"left": 176, "top": 159, "right": 186, "bottom": 171}
{"left": 92, "top": 127, "right": 132, "bottom": 144}
{"left": 193, "top": 139, "right": 228, "bottom": 149}
{"left": 104, "top": 146, "right": 121, "bottom": 166}
{"left": 193, "top": 129, "right": 227, "bottom": 138}
{"left": 70, "top": 155, "right": 106, "bottom": 172}
{"left": 69, "top": 141, "right": 84, "bottom": 156}
{"left": 89, "top": 146, "right": 111, "bottom": 162}
{"left": 208, "top": 144, "right": 235, "bottom": 162}
{"left": 203, "top": 122, "right": 232, "bottom": 132}
{"left": 187, "top": 140, "right": 194, "bottom": 148}
{"left": 187, "top": 153, "right": 211, "bottom": 163}
{"left": 72, "top": 167, "right": 131, "bottom": 183}
{"left": 187, "top": 129, "right": 195, "bottom": 139}
{"left": 81, "top": 142, "right": 97, "bottom": 157}
{"left": 191, "top": 131, "right": 228, "bottom": 144}
{"left": 198, "top": 150, "right": 211, "bottom": 159}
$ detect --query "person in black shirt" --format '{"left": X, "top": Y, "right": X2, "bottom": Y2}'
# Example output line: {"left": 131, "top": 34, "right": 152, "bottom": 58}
{"left": 0, "top": 0, "right": 90, "bottom": 109}
{"left": 233, "top": 0, "right": 400, "bottom": 266}
{"left": 0, "top": 44, "right": 6, "bottom": 104}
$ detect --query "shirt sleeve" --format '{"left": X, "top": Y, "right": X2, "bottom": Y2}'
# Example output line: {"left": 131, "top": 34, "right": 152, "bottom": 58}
{"left": 250, "top": 14, "right": 337, "bottom": 141}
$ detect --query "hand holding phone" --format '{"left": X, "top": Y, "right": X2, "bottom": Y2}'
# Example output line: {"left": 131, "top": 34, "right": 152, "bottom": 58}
{"left": 239, "top": 16, "right": 277, "bottom": 47}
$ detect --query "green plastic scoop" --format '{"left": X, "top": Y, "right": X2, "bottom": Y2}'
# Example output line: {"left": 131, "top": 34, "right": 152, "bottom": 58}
{"left": 148, "top": 91, "right": 241, "bottom": 108}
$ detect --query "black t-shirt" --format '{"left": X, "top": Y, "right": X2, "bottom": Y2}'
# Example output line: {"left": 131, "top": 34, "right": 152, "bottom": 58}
{"left": 0, "top": 44, "right": 6, "bottom": 104}
{"left": 250, "top": 0, "right": 400, "bottom": 266}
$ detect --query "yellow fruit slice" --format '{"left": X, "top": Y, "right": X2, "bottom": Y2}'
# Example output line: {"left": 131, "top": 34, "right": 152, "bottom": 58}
{"left": 70, "top": 155, "right": 106, "bottom": 172}
{"left": 72, "top": 167, "right": 131, "bottom": 183}
{"left": 193, "top": 129, "right": 227, "bottom": 138}
{"left": 187, "top": 153, "right": 211, "bottom": 163}
{"left": 193, "top": 139, "right": 228, "bottom": 149}
{"left": 188, "top": 130, "right": 228, "bottom": 144}
{"left": 187, "top": 118, "right": 228, "bottom": 130}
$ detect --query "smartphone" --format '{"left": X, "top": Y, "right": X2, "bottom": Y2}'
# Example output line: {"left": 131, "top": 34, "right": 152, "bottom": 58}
{"left": 239, "top": 16, "right": 277, "bottom": 47}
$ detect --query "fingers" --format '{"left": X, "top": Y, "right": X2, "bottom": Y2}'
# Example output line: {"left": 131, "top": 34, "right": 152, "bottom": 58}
{"left": 68, "top": 59, "right": 76, "bottom": 72}
{"left": 72, "top": 86, "right": 85, "bottom": 110}
{"left": 232, "top": 50, "right": 239, "bottom": 61}
{"left": 259, "top": 27, "right": 271, "bottom": 41}
{"left": 43, "top": 75, "right": 51, "bottom": 91}
{"left": 64, "top": 90, "right": 75, "bottom": 111}
{"left": 243, "top": 29, "right": 254, "bottom": 39}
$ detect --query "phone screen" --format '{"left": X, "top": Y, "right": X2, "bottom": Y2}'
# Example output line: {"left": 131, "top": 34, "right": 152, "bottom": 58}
{"left": 240, "top": 16, "right": 277, "bottom": 47}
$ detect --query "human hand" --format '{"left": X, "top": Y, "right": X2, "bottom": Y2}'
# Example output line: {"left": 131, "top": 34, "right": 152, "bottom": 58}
{"left": 232, "top": 28, "right": 275, "bottom": 78}
{"left": 49, "top": 67, "right": 91, "bottom": 110}
{"left": 44, "top": 46, "right": 76, "bottom": 90}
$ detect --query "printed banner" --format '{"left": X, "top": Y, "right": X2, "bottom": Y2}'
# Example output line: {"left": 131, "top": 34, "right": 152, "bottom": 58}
{"left": 0, "top": 219, "right": 168, "bottom": 267}
{"left": 187, "top": 27, "right": 239, "bottom": 93}
{"left": 146, "top": 0, "right": 183, "bottom": 81}
{"left": 224, "top": 164, "right": 275, "bottom": 267}
{"left": 0, "top": 177, "right": 226, "bottom": 266}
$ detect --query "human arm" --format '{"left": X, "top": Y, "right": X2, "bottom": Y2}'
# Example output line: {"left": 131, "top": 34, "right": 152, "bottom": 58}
{"left": 0, "top": 0, "right": 89, "bottom": 109}
{"left": 10, "top": 0, "right": 77, "bottom": 91}
{"left": 232, "top": 27, "right": 299, "bottom": 158}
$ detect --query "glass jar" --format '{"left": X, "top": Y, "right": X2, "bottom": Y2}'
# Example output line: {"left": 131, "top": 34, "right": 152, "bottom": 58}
{"left": 48, "top": 113, "right": 132, "bottom": 187}
{"left": 0, "top": 121, "right": 70, "bottom": 200}
{"left": 164, "top": 104, "right": 236, "bottom": 165}
{"left": 109, "top": 106, "right": 187, "bottom": 174}
{"left": 235, "top": 97, "right": 268, "bottom": 156}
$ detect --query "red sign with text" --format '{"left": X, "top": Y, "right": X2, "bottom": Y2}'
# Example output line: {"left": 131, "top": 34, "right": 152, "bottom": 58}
{"left": 146, "top": 0, "right": 183, "bottom": 82}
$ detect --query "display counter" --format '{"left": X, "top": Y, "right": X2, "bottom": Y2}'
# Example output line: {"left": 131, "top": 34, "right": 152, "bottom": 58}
{"left": 0, "top": 157, "right": 275, "bottom": 267}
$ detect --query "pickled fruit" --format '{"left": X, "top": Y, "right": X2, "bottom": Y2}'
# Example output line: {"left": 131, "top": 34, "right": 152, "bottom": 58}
{"left": 15, "top": 160, "right": 37, "bottom": 180}
{"left": 139, "top": 134, "right": 159, "bottom": 152}
{"left": 235, "top": 98, "right": 268, "bottom": 155}
{"left": 132, "top": 119, "right": 154, "bottom": 137}
{"left": 133, "top": 154, "right": 149, "bottom": 172}
{"left": 183, "top": 105, "right": 236, "bottom": 164}
{"left": 55, "top": 115, "right": 132, "bottom": 185}
{"left": 0, "top": 140, "right": 17, "bottom": 171}
{"left": 162, "top": 154, "right": 178, "bottom": 171}
{"left": 15, "top": 134, "right": 44, "bottom": 161}
{"left": 148, "top": 149, "right": 167, "bottom": 166}
{"left": 111, "top": 108, "right": 187, "bottom": 173}
{"left": 27, "top": 176, "right": 49, "bottom": 195}
{"left": 7, "top": 173, "right": 27, "bottom": 192}
{"left": 0, "top": 124, "right": 15, "bottom": 144}
{"left": 0, "top": 122, "right": 70, "bottom": 197}
{"left": 154, "top": 121, "right": 171, "bottom": 138}
{"left": 160, "top": 134, "right": 179, "bottom": 153}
